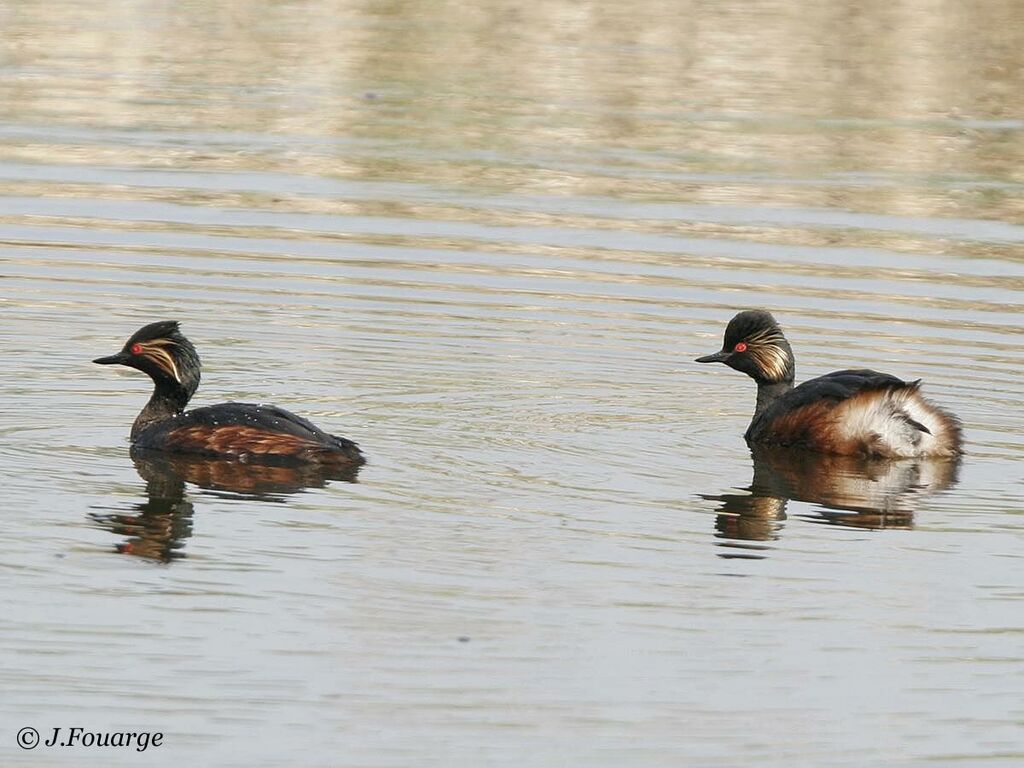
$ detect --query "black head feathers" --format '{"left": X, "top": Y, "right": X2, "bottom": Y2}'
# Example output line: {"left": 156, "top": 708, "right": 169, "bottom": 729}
{"left": 697, "top": 310, "right": 795, "bottom": 384}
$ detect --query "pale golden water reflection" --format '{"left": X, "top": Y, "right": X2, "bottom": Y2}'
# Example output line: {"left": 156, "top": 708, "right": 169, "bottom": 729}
{"left": 89, "top": 450, "right": 359, "bottom": 562}
{"left": 707, "top": 447, "right": 962, "bottom": 557}
{"left": 2, "top": 1, "right": 1024, "bottom": 766}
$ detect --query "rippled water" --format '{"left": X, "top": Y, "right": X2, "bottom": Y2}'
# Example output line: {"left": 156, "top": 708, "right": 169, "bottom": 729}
{"left": 2, "top": 1, "right": 1023, "bottom": 766}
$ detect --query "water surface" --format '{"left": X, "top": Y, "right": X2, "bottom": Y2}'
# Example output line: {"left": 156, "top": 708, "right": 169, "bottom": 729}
{"left": 2, "top": 1, "right": 1023, "bottom": 766}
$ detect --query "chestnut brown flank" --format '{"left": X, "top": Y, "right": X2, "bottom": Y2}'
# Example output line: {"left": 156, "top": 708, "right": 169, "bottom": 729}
{"left": 164, "top": 425, "right": 334, "bottom": 459}
{"left": 763, "top": 389, "right": 931, "bottom": 457}
{"left": 761, "top": 400, "right": 849, "bottom": 453}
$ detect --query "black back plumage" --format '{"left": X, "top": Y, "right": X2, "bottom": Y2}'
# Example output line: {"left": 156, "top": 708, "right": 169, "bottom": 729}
{"left": 134, "top": 402, "right": 365, "bottom": 464}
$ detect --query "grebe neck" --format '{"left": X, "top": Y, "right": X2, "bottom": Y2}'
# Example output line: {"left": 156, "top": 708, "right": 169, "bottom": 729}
{"left": 132, "top": 382, "right": 191, "bottom": 441}
{"left": 754, "top": 380, "right": 793, "bottom": 420}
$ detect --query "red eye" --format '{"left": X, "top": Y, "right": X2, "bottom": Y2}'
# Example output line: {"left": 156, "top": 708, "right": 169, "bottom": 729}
{"left": 734, "top": 342, "right": 747, "bottom": 353}
{"left": 130, "top": 343, "right": 143, "bottom": 355}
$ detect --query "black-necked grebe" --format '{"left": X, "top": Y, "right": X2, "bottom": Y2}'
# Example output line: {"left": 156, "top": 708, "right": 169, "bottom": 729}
{"left": 94, "top": 321, "right": 365, "bottom": 466}
{"left": 695, "top": 310, "right": 962, "bottom": 458}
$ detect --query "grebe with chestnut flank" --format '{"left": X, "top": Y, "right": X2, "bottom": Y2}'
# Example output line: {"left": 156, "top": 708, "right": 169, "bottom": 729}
{"left": 696, "top": 310, "right": 962, "bottom": 458}
{"left": 94, "top": 321, "right": 365, "bottom": 466}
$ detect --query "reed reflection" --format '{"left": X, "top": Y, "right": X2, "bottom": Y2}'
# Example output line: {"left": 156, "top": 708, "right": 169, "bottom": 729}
{"left": 705, "top": 446, "right": 960, "bottom": 559}
{"left": 89, "top": 448, "right": 360, "bottom": 562}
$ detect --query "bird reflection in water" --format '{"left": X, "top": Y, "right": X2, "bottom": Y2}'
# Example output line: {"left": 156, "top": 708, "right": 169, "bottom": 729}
{"left": 89, "top": 448, "right": 360, "bottom": 563}
{"left": 704, "top": 446, "right": 960, "bottom": 559}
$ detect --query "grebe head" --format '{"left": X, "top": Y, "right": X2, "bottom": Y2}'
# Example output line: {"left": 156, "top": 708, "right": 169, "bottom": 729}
{"left": 93, "top": 320, "right": 201, "bottom": 403}
{"left": 696, "top": 310, "right": 795, "bottom": 384}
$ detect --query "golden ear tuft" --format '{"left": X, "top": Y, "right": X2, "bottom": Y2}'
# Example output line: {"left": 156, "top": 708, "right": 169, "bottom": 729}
{"left": 139, "top": 341, "right": 182, "bottom": 383}
{"left": 748, "top": 342, "right": 790, "bottom": 382}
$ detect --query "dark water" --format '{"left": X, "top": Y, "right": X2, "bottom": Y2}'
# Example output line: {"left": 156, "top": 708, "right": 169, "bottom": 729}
{"left": 2, "top": 1, "right": 1023, "bottom": 765}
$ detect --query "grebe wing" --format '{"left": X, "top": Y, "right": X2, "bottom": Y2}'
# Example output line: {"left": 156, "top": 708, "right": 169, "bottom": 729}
{"left": 747, "top": 369, "right": 931, "bottom": 452}
{"left": 789, "top": 369, "right": 915, "bottom": 404}
{"left": 759, "top": 369, "right": 921, "bottom": 423}
{"left": 134, "top": 402, "right": 363, "bottom": 463}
